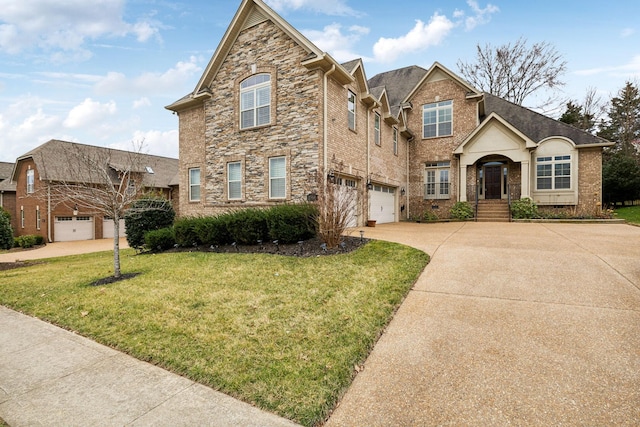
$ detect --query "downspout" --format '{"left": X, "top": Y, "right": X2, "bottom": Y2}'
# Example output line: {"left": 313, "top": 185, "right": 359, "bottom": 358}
{"left": 47, "top": 184, "right": 52, "bottom": 243}
{"left": 406, "top": 136, "right": 412, "bottom": 219}
{"left": 366, "top": 103, "right": 377, "bottom": 225}
{"left": 323, "top": 64, "right": 336, "bottom": 182}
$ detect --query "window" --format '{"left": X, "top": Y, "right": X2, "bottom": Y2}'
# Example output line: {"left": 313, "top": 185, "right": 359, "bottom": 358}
{"left": 240, "top": 74, "right": 271, "bottom": 129}
{"left": 423, "top": 100, "right": 452, "bottom": 138}
{"left": 536, "top": 155, "right": 571, "bottom": 190}
{"left": 227, "top": 162, "right": 242, "bottom": 200}
{"left": 20, "top": 206, "right": 24, "bottom": 228}
{"left": 36, "top": 206, "right": 41, "bottom": 230}
{"left": 269, "top": 156, "right": 286, "bottom": 199}
{"left": 189, "top": 168, "right": 201, "bottom": 202}
{"left": 26, "top": 169, "right": 34, "bottom": 193}
{"left": 348, "top": 90, "right": 356, "bottom": 131}
{"left": 374, "top": 113, "right": 381, "bottom": 145}
{"left": 424, "top": 161, "right": 451, "bottom": 199}
{"left": 393, "top": 127, "right": 398, "bottom": 155}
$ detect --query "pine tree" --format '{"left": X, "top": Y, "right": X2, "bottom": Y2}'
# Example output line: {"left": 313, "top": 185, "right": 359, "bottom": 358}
{"left": 598, "top": 81, "right": 640, "bottom": 155}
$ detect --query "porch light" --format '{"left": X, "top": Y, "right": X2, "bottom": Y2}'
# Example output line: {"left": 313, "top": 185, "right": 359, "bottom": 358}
{"left": 327, "top": 169, "right": 335, "bottom": 183}
{"left": 401, "top": 187, "right": 406, "bottom": 196}
{"left": 366, "top": 180, "right": 373, "bottom": 190}
{"left": 73, "top": 204, "right": 78, "bottom": 216}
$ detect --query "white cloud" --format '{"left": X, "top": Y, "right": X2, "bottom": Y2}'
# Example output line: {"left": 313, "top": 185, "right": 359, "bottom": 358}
{"left": 462, "top": 0, "right": 499, "bottom": 31}
{"left": 63, "top": 98, "right": 117, "bottom": 129}
{"left": 110, "top": 129, "right": 178, "bottom": 159}
{"left": 373, "top": 14, "right": 454, "bottom": 63}
{"left": 133, "top": 97, "right": 151, "bottom": 109}
{"left": 575, "top": 55, "right": 640, "bottom": 79}
{"left": 265, "top": 0, "right": 361, "bottom": 16}
{"left": 95, "top": 56, "right": 202, "bottom": 95}
{"left": 304, "top": 24, "right": 370, "bottom": 62}
{"left": 0, "top": 0, "right": 163, "bottom": 58}
{"left": 620, "top": 28, "right": 635, "bottom": 38}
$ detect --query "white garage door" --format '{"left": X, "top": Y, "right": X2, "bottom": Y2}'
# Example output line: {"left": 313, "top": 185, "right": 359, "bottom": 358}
{"left": 54, "top": 216, "right": 94, "bottom": 242}
{"left": 369, "top": 185, "right": 396, "bottom": 224}
{"left": 103, "top": 218, "right": 126, "bottom": 239}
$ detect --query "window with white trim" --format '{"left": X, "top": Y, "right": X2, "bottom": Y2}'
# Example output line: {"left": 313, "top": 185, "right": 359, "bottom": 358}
{"left": 227, "top": 161, "right": 242, "bottom": 200}
{"left": 240, "top": 74, "right": 271, "bottom": 129}
{"left": 20, "top": 206, "right": 24, "bottom": 228}
{"left": 26, "top": 169, "right": 34, "bottom": 193}
{"left": 269, "top": 156, "right": 286, "bottom": 199}
{"left": 424, "top": 161, "right": 451, "bottom": 199}
{"left": 348, "top": 90, "right": 356, "bottom": 131}
{"left": 393, "top": 127, "right": 398, "bottom": 155}
{"left": 374, "top": 113, "right": 381, "bottom": 145}
{"left": 189, "top": 168, "right": 201, "bottom": 202}
{"left": 536, "top": 155, "right": 571, "bottom": 190}
{"left": 423, "top": 100, "right": 452, "bottom": 138}
{"left": 36, "top": 206, "right": 41, "bottom": 230}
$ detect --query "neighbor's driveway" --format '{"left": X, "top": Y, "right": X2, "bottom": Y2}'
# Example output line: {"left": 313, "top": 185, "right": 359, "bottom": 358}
{"left": 327, "top": 222, "right": 640, "bottom": 426}
{"left": 0, "top": 238, "right": 128, "bottom": 263}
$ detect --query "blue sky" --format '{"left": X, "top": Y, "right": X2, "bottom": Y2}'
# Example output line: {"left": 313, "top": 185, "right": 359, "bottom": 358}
{"left": 1, "top": 0, "right": 638, "bottom": 162}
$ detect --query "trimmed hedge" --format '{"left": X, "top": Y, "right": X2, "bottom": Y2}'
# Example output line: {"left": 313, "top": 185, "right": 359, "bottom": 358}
{"left": 144, "top": 227, "right": 176, "bottom": 252}
{"left": 170, "top": 204, "right": 318, "bottom": 249}
{"left": 125, "top": 197, "right": 175, "bottom": 249}
{"left": 14, "top": 234, "right": 44, "bottom": 249}
{"left": 0, "top": 212, "right": 13, "bottom": 250}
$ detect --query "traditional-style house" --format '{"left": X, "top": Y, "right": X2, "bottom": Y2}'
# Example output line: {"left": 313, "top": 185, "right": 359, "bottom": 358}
{"left": 0, "top": 162, "right": 17, "bottom": 231}
{"left": 11, "top": 140, "right": 179, "bottom": 242}
{"left": 166, "top": 0, "right": 612, "bottom": 225}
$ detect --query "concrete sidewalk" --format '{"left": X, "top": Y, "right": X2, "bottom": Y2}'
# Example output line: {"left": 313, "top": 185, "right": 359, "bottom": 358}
{"left": 0, "top": 238, "right": 128, "bottom": 263}
{"left": 0, "top": 306, "right": 300, "bottom": 427}
{"left": 327, "top": 222, "right": 640, "bottom": 426}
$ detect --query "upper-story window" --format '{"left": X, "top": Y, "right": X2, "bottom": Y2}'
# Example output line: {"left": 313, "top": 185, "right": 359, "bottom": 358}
{"left": 536, "top": 155, "right": 571, "bottom": 190}
{"left": 393, "top": 127, "right": 398, "bottom": 155}
{"left": 189, "top": 168, "right": 201, "bottom": 202}
{"left": 26, "top": 169, "right": 34, "bottom": 193}
{"left": 348, "top": 90, "right": 356, "bottom": 131}
{"left": 374, "top": 113, "right": 381, "bottom": 145}
{"left": 240, "top": 74, "right": 271, "bottom": 129}
{"left": 423, "top": 100, "right": 452, "bottom": 138}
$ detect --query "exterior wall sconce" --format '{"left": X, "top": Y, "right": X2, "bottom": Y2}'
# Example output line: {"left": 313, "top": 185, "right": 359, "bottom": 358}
{"left": 327, "top": 169, "right": 335, "bottom": 183}
{"left": 400, "top": 187, "right": 405, "bottom": 196}
{"left": 366, "top": 181, "right": 373, "bottom": 190}
{"left": 73, "top": 204, "right": 79, "bottom": 216}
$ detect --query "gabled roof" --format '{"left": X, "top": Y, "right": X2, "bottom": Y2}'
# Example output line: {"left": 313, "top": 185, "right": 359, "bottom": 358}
{"left": 368, "top": 65, "right": 428, "bottom": 117}
{"left": 0, "top": 162, "right": 16, "bottom": 192}
{"left": 166, "top": 0, "right": 353, "bottom": 112}
{"left": 13, "top": 140, "right": 179, "bottom": 189}
{"left": 482, "top": 93, "right": 613, "bottom": 147}
{"left": 404, "top": 62, "right": 480, "bottom": 103}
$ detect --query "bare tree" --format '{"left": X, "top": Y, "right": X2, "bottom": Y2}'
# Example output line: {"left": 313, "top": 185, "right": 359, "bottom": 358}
{"left": 37, "top": 142, "right": 154, "bottom": 278}
{"left": 559, "top": 87, "right": 606, "bottom": 134}
{"left": 457, "top": 37, "right": 567, "bottom": 109}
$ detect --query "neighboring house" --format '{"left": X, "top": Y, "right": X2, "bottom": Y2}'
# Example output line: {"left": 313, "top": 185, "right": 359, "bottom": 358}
{"left": 167, "top": 0, "right": 613, "bottom": 225}
{"left": 0, "top": 162, "right": 17, "bottom": 232}
{"left": 11, "top": 140, "right": 179, "bottom": 242}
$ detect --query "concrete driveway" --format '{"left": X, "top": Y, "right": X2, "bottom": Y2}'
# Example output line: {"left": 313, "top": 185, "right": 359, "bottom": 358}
{"left": 0, "top": 238, "right": 128, "bottom": 263}
{"left": 327, "top": 222, "right": 640, "bottom": 426}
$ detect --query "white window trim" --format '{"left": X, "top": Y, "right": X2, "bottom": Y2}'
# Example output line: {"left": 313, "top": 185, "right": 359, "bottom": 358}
{"left": 240, "top": 74, "right": 271, "bottom": 130}
{"left": 26, "top": 169, "right": 34, "bottom": 194}
{"left": 424, "top": 161, "right": 451, "bottom": 200}
{"left": 269, "top": 156, "right": 286, "bottom": 199}
{"left": 393, "top": 127, "right": 398, "bottom": 156}
{"left": 348, "top": 90, "right": 356, "bottom": 131}
{"left": 374, "top": 113, "right": 381, "bottom": 145}
{"left": 189, "top": 168, "right": 201, "bottom": 202}
{"left": 422, "top": 100, "right": 453, "bottom": 138}
{"left": 535, "top": 155, "right": 572, "bottom": 191}
{"left": 227, "top": 161, "right": 242, "bottom": 200}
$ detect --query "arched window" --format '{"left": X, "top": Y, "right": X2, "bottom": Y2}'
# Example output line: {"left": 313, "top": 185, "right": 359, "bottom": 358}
{"left": 240, "top": 74, "right": 271, "bottom": 129}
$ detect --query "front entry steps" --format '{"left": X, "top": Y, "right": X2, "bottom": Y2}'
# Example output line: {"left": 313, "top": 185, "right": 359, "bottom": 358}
{"left": 476, "top": 199, "right": 510, "bottom": 222}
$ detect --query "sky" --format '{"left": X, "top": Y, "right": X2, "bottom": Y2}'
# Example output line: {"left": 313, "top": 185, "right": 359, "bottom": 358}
{"left": 1, "top": 0, "right": 639, "bottom": 163}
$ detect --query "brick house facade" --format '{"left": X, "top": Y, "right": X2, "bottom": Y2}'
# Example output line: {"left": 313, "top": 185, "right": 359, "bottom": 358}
{"left": 10, "top": 140, "right": 178, "bottom": 242}
{"left": 0, "top": 162, "right": 17, "bottom": 232}
{"left": 167, "top": 0, "right": 612, "bottom": 224}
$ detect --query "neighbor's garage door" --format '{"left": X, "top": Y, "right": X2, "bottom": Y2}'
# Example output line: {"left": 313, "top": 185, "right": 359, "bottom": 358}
{"left": 369, "top": 185, "right": 396, "bottom": 224}
{"left": 103, "top": 218, "right": 126, "bottom": 239}
{"left": 54, "top": 216, "right": 94, "bottom": 241}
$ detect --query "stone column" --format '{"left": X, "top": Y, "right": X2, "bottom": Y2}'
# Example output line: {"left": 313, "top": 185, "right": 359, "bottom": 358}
{"left": 520, "top": 161, "right": 530, "bottom": 198}
{"left": 459, "top": 163, "right": 467, "bottom": 202}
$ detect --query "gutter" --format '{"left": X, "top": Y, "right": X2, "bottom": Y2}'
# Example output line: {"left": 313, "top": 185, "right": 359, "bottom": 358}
{"left": 47, "top": 184, "right": 52, "bottom": 243}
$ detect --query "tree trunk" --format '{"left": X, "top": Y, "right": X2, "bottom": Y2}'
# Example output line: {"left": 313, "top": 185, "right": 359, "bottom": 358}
{"left": 113, "top": 214, "right": 121, "bottom": 278}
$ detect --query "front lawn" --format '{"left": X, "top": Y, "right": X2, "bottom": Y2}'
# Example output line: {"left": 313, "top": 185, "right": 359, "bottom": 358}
{"left": 614, "top": 205, "right": 640, "bottom": 224}
{"left": 0, "top": 240, "right": 428, "bottom": 426}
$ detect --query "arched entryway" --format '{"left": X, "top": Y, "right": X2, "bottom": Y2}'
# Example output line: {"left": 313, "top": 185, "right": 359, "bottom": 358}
{"left": 477, "top": 156, "right": 510, "bottom": 200}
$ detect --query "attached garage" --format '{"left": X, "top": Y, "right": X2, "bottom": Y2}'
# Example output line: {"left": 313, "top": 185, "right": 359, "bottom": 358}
{"left": 103, "top": 217, "right": 126, "bottom": 239}
{"left": 336, "top": 176, "right": 359, "bottom": 228}
{"left": 369, "top": 185, "right": 396, "bottom": 224}
{"left": 54, "top": 216, "right": 94, "bottom": 242}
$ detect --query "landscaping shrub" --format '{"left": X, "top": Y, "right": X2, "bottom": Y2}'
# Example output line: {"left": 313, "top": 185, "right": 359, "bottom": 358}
{"left": 450, "top": 201, "right": 474, "bottom": 220}
{"left": 124, "top": 196, "right": 175, "bottom": 249}
{"left": 14, "top": 234, "right": 42, "bottom": 248}
{"left": 194, "top": 214, "right": 231, "bottom": 246}
{"left": 173, "top": 217, "right": 202, "bottom": 247}
{"left": 511, "top": 197, "right": 538, "bottom": 219}
{"left": 144, "top": 227, "right": 175, "bottom": 252}
{"left": 266, "top": 204, "right": 317, "bottom": 243}
{"left": 226, "top": 208, "right": 269, "bottom": 245}
{"left": 422, "top": 210, "right": 439, "bottom": 221}
{"left": 0, "top": 213, "right": 13, "bottom": 250}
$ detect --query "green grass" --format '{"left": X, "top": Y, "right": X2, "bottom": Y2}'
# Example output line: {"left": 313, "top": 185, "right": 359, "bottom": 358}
{"left": 0, "top": 241, "right": 428, "bottom": 426}
{"left": 614, "top": 205, "right": 640, "bottom": 224}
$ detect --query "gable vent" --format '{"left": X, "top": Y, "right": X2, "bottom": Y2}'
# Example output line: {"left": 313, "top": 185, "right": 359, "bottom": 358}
{"left": 243, "top": 9, "right": 268, "bottom": 30}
